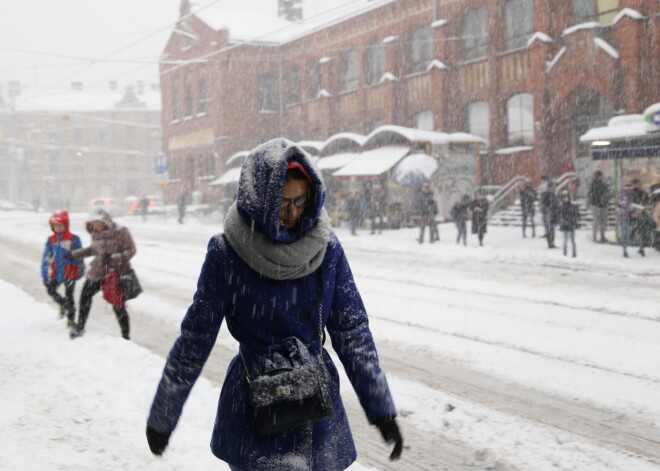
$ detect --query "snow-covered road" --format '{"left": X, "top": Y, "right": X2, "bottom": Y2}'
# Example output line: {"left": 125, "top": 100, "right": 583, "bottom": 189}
{"left": 1, "top": 211, "right": 659, "bottom": 470}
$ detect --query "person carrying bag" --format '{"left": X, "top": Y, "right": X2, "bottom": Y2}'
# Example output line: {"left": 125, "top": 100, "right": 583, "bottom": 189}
{"left": 146, "top": 138, "right": 403, "bottom": 471}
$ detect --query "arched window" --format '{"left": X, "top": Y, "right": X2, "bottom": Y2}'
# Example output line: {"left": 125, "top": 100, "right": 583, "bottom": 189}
{"left": 504, "top": 0, "right": 533, "bottom": 51}
{"left": 467, "top": 101, "right": 490, "bottom": 145}
{"left": 413, "top": 110, "right": 434, "bottom": 131}
{"left": 507, "top": 93, "right": 534, "bottom": 146}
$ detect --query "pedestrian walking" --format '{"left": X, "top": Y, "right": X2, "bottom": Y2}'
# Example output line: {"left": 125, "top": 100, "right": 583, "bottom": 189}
{"left": 370, "top": 187, "right": 386, "bottom": 234}
{"left": 541, "top": 180, "right": 559, "bottom": 248}
{"left": 41, "top": 211, "right": 84, "bottom": 326}
{"left": 177, "top": 193, "right": 188, "bottom": 224}
{"left": 451, "top": 195, "right": 471, "bottom": 245}
{"left": 145, "top": 138, "right": 402, "bottom": 471}
{"left": 520, "top": 179, "right": 537, "bottom": 238}
{"left": 587, "top": 170, "right": 611, "bottom": 243}
{"left": 417, "top": 181, "right": 439, "bottom": 243}
{"left": 617, "top": 181, "right": 635, "bottom": 258}
{"left": 470, "top": 189, "right": 489, "bottom": 246}
{"left": 346, "top": 190, "right": 363, "bottom": 236}
{"left": 138, "top": 195, "right": 150, "bottom": 222}
{"left": 557, "top": 191, "right": 580, "bottom": 257}
{"left": 631, "top": 178, "right": 650, "bottom": 207}
{"left": 65, "top": 208, "right": 136, "bottom": 339}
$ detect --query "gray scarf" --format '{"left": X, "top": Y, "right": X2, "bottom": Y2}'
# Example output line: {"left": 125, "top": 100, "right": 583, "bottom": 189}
{"left": 223, "top": 203, "right": 332, "bottom": 280}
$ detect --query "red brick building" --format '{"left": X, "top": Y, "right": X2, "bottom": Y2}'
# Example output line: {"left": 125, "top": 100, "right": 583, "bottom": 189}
{"left": 160, "top": 0, "right": 659, "bottom": 203}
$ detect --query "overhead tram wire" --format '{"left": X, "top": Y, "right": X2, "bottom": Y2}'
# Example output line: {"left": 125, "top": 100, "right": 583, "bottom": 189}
{"left": 158, "top": 0, "right": 391, "bottom": 77}
{"left": 17, "top": 0, "right": 225, "bottom": 105}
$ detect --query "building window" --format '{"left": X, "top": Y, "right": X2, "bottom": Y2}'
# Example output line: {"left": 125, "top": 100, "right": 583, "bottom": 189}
{"left": 73, "top": 126, "right": 83, "bottom": 142}
{"left": 184, "top": 81, "right": 193, "bottom": 117}
{"left": 308, "top": 60, "right": 321, "bottom": 99}
{"left": 198, "top": 77, "right": 208, "bottom": 113}
{"left": 507, "top": 93, "right": 534, "bottom": 146}
{"left": 367, "top": 40, "right": 386, "bottom": 85}
{"left": 467, "top": 101, "right": 490, "bottom": 145}
{"left": 341, "top": 49, "right": 359, "bottom": 92}
{"left": 413, "top": 110, "right": 434, "bottom": 131}
{"left": 288, "top": 66, "right": 301, "bottom": 104}
{"left": 98, "top": 155, "right": 110, "bottom": 172}
{"left": 126, "top": 126, "right": 136, "bottom": 142}
{"left": 367, "top": 117, "right": 385, "bottom": 132}
{"left": 98, "top": 126, "right": 108, "bottom": 144}
{"left": 504, "top": 0, "right": 533, "bottom": 51}
{"left": 172, "top": 84, "right": 180, "bottom": 120}
{"left": 573, "top": 0, "right": 618, "bottom": 24}
{"left": 259, "top": 74, "right": 277, "bottom": 111}
{"left": 462, "top": 7, "right": 489, "bottom": 61}
{"left": 411, "top": 26, "right": 433, "bottom": 73}
{"left": 47, "top": 154, "right": 59, "bottom": 173}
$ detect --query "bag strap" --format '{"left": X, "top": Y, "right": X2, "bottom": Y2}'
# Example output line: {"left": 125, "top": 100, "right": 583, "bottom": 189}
{"left": 240, "top": 270, "right": 324, "bottom": 384}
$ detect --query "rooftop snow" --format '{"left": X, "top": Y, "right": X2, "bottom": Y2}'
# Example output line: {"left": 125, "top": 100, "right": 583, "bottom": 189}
{"left": 194, "top": 0, "right": 396, "bottom": 45}
{"left": 6, "top": 88, "right": 161, "bottom": 113}
{"left": 333, "top": 145, "right": 410, "bottom": 179}
{"left": 392, "top": 153, "right": 438, "bottom": 182}
{"left": 209, "top": 166, "right": 242, "bottom": 186}
{"left": 579, "top": 114, "right": 658, "bottom": 142}
{"left": 316, "top": 152, "right": 360, "bottom": 171}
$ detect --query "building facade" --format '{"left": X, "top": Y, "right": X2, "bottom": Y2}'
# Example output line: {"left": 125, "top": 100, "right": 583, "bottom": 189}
{"left": 160, "top": 0, "right": 659, "bottom": 204}
{"left": 0, "top": 82, "right": 162, "bottom": 211}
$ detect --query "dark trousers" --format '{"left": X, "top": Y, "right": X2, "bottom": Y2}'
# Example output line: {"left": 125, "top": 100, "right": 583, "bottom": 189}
{"left": 419, "top": 214, "right": 439, "bottom": 243}
{"left": 475, "top": 227, "right": 486, "bottom": 246}
{"left": 455, "top": 220, "right": 467, "bottom": 245}
{"left": 544, "top": 218, "right": 556, "bottom": 247}
{"left": 522, "top": 210, "right": 535, "bottom": 237}
{"left": 46, "top": 280, "right": 76, "bottom": 321}
{"left": 77, "top": 279, "right": 130, "bottom": 338}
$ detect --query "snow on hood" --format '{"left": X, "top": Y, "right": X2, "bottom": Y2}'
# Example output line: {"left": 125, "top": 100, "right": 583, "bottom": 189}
{"left": 237, "top": 138, "right": 326, "bottom": 243}
{"left": 85, "top": 208, "right": 117, "bottom": 233}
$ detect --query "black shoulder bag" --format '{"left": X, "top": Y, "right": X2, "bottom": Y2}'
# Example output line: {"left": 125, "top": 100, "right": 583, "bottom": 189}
{"left": 119, "top": 268, "right": 143, "bottom": 300}
{"left": 240, "top": 273, "right": 334, "bottom": 437}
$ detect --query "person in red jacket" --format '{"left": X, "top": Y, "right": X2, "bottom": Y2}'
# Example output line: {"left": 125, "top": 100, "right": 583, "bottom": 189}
{"left": 41, "top": 211, "right": 85, "bottom": 326}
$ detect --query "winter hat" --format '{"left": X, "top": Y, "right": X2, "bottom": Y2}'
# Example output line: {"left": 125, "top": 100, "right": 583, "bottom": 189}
{"left": 560, "top": 191, "right": 570, "bottom": 198}
{"left": 49, "top": 210, "right": 69, "bottom": 227}
{"left": 287, "top": 159, "right": 316, "bottom": 189}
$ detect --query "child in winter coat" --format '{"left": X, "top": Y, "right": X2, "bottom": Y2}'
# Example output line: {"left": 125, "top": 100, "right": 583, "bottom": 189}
{"left": 557, "top": 191, "right": 580, "bottom": 257}
{"left": 41, "top": 211, "right": 84, "bottom": 326}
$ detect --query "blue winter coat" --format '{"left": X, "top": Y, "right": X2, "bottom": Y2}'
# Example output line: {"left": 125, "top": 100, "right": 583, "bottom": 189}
{"left": 148, "top": 139, "right": 397, "bottom": 471}
{"left": 41, "top": 231, "right": 84, "bottom": 283}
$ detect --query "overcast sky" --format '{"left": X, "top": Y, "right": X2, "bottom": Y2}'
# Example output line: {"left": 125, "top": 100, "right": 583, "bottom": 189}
{"left": 0, "top": 0, "right": 351, "bottom": 98}
{"left": 0, "top": 0, "right": 187, "bottom": 93}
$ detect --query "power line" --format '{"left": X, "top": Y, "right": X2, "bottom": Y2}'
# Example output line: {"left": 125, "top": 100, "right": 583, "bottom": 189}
{"left": 17, "top": 0, "right": 225, "bottom": 104}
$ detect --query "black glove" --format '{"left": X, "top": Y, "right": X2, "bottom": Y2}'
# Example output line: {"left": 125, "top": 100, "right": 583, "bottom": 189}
{"left": 63, "top": 252, "right": 74, "bottom": 260}
{"left": 375, "top": 416, "right": 403, "bottom": 461}
{"left": 146, "top": 426, "right": 170, "bottom": 455}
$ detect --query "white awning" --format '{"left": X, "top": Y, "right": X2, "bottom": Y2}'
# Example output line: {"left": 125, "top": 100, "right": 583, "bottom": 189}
{"left": 209, "top": 167, "right": 241, "bottom": 186}
{"left": 332, "top": 146, "right": 410, "bottom": 180}
{"left": 316, "top": 152, "right": 359, "bottom": 171}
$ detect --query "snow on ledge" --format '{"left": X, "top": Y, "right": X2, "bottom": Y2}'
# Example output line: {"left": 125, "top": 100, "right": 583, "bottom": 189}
{"left": 546, "top": 47, "right": 566, "bottom": 71}
{"left": 562, "top": 21, "right": 601, "bottom": 36}
{"left": 427, "top": 60, "right": 449, "bottom": 71}
{"left": 319, "top": 57, "right": 331, "bottom": 64}
{"left": 494, "top": 146, "right": 534, "bottom": 155}
{"left": 379, "top": 72, "right": 398, "bottom": 83}
{"left": 317, "top": 89, "right": 332, "bottom": 98}
{"left": 594, "top": 38, "right": 619, "bottom": 59}
{"left": 611, "top": 8, "right": 646, "bottom": 25}
{"left": 431, "top": 19, "right": 448, "bottom": 28}
{"left": 527, "top": 32, "right": 553, "bottom": 47}
{"left": 383, "top": 35, "right": 398, "bottom": 43}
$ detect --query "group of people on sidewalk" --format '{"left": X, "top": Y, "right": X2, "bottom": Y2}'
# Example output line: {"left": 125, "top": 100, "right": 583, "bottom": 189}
{"left": 513, "top": 171, "right": 659, "bottom": 259}
{"left": 41, "top": 208, "right": 137, "bottom": 340}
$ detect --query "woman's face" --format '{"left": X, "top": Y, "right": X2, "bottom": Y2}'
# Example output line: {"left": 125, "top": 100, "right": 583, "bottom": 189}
{"left": 280, "top": 179, "right": 310, "bottom": 229}
{"left": 52, "top": 222, "right": 66, "bottom": 233}
{"left": 91, "top": 220, "right": 107, "bottom": 232}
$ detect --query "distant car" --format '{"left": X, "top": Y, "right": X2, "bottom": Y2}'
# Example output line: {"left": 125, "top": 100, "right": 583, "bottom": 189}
{"left": 0, "top": 199, "right": 16, "bottom": 211}
{"left": 126, "top": 196, "right": 164, "bottom": 215}
{"left": 15, "top": 201, "right": 35, "bottom": 211}
{"left": 89, "top": 198, "right": 123, "bottom": 218}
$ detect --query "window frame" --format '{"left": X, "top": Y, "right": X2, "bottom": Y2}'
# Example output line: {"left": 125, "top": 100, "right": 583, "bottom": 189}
{"left": 367, "top": 40, "right": 386, "bottom": 86}
{"left": 259, "top": 74, "right": 277, "bottom": 112}
{"left": 466, "top": 101, "right": 490, "bottom": 146}
{"left": 288, "top": 65, "right": 301, "bottom": 104}
{"left": 506, "top": 93, "right": 534, "bottom": 147}
{"left": 503, "top": 0, "right": 534, "bottom": 52}
{"left": 341, "top": 48, "right": 359, "bottom": 93}
{"left": 410, "top": 26, "right": 434, "bottom": 74}
{"left": 462, "top": 6, "right": 489, "bottom": 62}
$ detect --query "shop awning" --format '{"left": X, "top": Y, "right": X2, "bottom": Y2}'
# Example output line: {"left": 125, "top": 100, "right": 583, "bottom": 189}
{"left": 316, "top": 152, "right": 359, "bottom": 171}
{"left": 209, "top": 167, "right": 242, "bottom": 186}
{"left": 332, "top": 146, "right": 410, "bottom": 181}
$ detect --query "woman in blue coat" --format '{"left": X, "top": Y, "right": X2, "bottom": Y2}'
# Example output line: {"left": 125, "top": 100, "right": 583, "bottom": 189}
{"left": 146, "top": 138, "right": 402, "bottom": 471}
